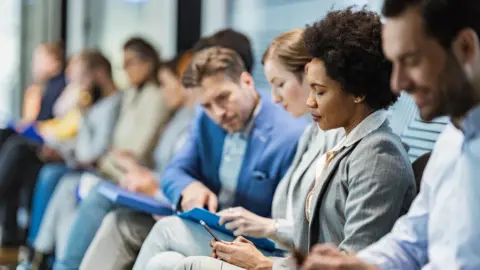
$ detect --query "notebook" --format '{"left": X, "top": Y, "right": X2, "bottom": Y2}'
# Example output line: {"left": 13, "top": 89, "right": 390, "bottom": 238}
{"left": 178, "top": 207, "right": 279, "bottom": 252}
{"left": 97, "top": 182, "right": 175, "bottom": 216}
{"left": 7, "top": 121, "right": 44, "bottom": 144}
{"left": 21, "top": 124, "right": 44, "bottom": 144}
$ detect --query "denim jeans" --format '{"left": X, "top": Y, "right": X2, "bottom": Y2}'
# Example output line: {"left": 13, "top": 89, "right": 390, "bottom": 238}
{"left": 53, "top": 184, "right": 116, "bottom": 270}
{"left": 28, "top": 163, "right": 69, "bottom": 244}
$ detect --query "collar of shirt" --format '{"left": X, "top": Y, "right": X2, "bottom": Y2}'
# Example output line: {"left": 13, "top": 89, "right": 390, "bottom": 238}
{"left": 233, "top": 99, "right": 263, "bottom": 139}
{"left": 336, "top": 109, "right": 388, "bottom": 148}
{"left": 463, "top": 105, "right": 480, "bottom": 142}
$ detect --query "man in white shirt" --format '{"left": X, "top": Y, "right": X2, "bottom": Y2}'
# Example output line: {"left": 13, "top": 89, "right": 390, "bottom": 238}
{"left": 299, "top": 0, "right": 480, "bottom": 269}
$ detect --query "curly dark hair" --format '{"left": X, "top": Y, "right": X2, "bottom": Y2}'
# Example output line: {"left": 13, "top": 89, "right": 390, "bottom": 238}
{"left": 304, "top": 7, "right": 397, "bottom": 110}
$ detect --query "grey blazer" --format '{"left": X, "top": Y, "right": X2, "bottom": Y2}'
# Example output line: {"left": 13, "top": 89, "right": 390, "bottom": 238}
{"left": 274, "top": 120, "right": 415, "bottom": 269}
{"left": 298, "top": 120, "right": 415, "bottom": 254}
{"left": 271, "top": 123, "right": 344, "bottom": 245}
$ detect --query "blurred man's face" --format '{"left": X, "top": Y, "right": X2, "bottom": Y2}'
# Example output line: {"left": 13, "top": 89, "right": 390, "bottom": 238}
{"left": 382, "top": 6, "right": 477, "bottom": 121}
{"left": 197, "top": 72, "right": 257, "bottom": 133}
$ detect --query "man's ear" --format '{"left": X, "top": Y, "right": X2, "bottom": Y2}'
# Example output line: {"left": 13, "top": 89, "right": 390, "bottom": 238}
{"left": 452, "top": 28, "right": 480, "bottom": 74}
{"left": 239, "top": 72, "right": 255, "bottom": 90}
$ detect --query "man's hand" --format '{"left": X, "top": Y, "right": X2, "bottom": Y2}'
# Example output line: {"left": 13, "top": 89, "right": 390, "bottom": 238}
{"left": 120, "top": 167, "right": 158, "bottom": 196}
{"left": 112, "top": 149, "right": 138, "bottom": 171}
{"left": 218, "top": 207, "right": 276, "bottom": 238}
{"left": 302, "top": 244, "right": 378, "bottom": 270}
{"left": 181, "top": 182, "right": 218, "bottom": 212}
{"left": 212, "top": 236, "right": 274, "bottom": 270}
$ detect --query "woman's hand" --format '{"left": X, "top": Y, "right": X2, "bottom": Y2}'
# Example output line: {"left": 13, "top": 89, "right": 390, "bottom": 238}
{"left": 218, "top": 207, "right": 276, "bottom": 238}
{"left": 302, "top": 244, "right": 378, "bottom": 270}
{"left": 120, "top": 167, "right": 158, "bottom": 196}
{"left": 211, "top": 237, "right": 274, "bottom": 270}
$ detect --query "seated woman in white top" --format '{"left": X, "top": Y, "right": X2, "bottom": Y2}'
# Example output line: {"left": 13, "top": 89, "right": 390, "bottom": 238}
{"left": 132, "top": 29, "right": 344, "bottom": 270}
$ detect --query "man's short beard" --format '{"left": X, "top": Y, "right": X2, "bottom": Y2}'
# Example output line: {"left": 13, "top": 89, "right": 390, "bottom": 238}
{"left": 439, "top": 53, "right": 477, "bottom": 119}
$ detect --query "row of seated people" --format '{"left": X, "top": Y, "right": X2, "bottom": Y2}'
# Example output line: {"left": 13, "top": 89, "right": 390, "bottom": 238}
{"left": 0, "top": 38, "right": 176, "bottom": 252}
{"left": 7, "top": 0, "right": 480, "bottom": 269}
{"left": 15, "top": 7, "right": 416, "bottom": 270}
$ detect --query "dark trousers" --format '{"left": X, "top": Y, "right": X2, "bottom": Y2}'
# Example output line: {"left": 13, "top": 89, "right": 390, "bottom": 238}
{"left": 0, "top": 129, "right": 44, "bottom": 246}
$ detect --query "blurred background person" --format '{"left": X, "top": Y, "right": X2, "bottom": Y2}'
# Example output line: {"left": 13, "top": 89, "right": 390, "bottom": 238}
{"left": 29, "top": 37, "right": 172, "bottom": 270}
{"left": 74, "top": 28, "right": 257, "bottom": 270}
{"left": 25, "top": 49, "right": 121, "bottom": 253}
{"left": 16, "top": 49, "right": 121, "bottom": 270}
{"left": 79, "top": 52, "right": 198, "bottom": 270}
{"left": 21, "top": 42, "right": 65, "bottom": 124}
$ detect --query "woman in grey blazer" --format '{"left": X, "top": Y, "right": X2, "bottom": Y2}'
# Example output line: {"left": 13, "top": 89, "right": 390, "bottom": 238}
{"left": 176, "top": 7, "right": 416, "bottom": 270}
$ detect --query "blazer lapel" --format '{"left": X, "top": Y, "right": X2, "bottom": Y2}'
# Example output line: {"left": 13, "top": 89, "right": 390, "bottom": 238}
{"left": 285, "top": 126, "right": 316, "bottom": 184}
{"left": 307, "top": 144, "right": 356, "bottom": 245}
{"left": 272, "top": 125, "right": 315, "bottom": 218}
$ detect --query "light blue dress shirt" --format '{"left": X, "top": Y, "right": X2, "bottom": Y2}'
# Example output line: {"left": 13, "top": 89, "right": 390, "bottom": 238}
{"left": 358, "top": 111, "right": 480, "bottom": 269}
{"left": 218, "top": 101, "right": 262, "bottom": 209}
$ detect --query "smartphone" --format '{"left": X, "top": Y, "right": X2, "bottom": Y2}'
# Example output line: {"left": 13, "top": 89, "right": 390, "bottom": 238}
{"left": 200, "top": 220, "right": 221, "bottom": 241}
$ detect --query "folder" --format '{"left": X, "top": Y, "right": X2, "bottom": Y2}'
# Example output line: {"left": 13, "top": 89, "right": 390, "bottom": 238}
{"left": 178, "top": 207, "right": 279, "bottom": 252}
{"left": 97, "top": 182, "right": 175, "bottom": 216}
{"left": 22, "top": 124, "right": 44, "bottom": 144}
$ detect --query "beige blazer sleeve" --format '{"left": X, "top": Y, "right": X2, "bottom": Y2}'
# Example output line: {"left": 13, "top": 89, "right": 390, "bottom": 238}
{"left": 98, "top": 83, "right": 173, "bottom": 181}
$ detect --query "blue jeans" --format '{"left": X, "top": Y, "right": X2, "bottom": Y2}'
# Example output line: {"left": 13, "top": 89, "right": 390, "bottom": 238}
{"left": 54, "top": 185, "right": 116, "bottom": 270}
{"left": 28, "top": 163, "right": 69, "bottom": 244}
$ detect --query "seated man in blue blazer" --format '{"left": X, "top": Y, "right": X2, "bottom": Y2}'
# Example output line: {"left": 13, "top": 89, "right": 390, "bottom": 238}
{"left": 131, "top": 47, "right": 307, "bottom": 270}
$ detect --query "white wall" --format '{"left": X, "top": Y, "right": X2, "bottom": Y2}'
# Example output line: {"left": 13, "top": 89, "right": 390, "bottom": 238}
{"left": 69, "top": 0, "right": 177, "bottom": 88}
{"left": 0, "top": 0, "right": 62, "bottom": 118}
{"left": 0, "top": 0, "right": 21, "bottom": 118}
{"left": 201, "top": 0, "right": 228, "bottom": 36}
{"left": 66, "top": 0, "right": 86, "bottom": 56}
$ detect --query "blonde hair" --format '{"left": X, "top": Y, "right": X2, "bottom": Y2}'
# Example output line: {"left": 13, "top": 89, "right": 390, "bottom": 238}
{"left": 262, "top": 29, "right": 312, "bottom": 80}
{"left": 182, "top": 46, "right": 246, "bottom": 88}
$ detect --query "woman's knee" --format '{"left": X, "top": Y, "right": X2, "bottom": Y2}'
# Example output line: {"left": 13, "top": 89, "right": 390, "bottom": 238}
{"left": 175, "top": 256, "right": 228, "bottom": 270}
{"left": 145, "top": 252, "right": 186, "bottom": 270}
{"left": 101, "top": 211, "right": 119, "bottom": 229}
{"left": 175, "top": 256, "right": 203, "bottom": 270}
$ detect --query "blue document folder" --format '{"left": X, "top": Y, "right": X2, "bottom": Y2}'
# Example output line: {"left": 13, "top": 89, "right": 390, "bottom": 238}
{"left": 7, "top": 121, "right": 44, "bottom": 144}
{"left": 22, "top": 124, "right": 44, "bottom": 144}
{"left": 97, "top": 182, "right": 175, "bottom": 216}
{"left": 178, "top": 207, "right": 279, "bottom": 252}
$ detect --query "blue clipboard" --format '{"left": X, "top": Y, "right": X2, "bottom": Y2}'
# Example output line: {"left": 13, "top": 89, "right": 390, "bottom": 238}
{"left": 97, "top": 182, "right": 175, "bottom": 216}
{"left": 178, "top": 207, "right": 279, "bottom": 252}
